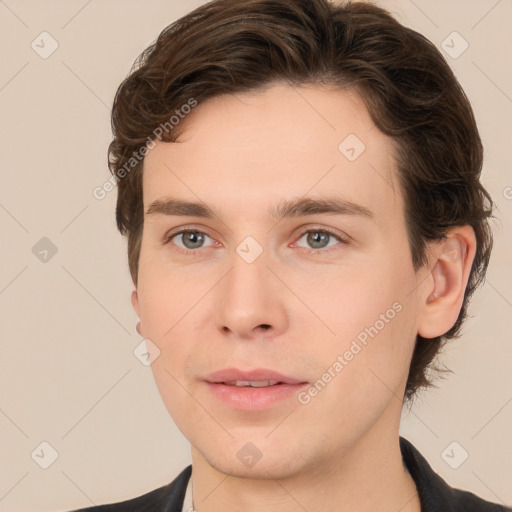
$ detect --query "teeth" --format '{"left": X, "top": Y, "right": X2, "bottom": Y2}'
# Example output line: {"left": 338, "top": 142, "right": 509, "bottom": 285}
{"left": 225, "top": 380, "right": 279, "bottom": 387}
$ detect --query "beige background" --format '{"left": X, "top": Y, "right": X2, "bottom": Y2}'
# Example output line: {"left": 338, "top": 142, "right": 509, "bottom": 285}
{"left": 0, "top": 0, "right": 511, "bottom": 510}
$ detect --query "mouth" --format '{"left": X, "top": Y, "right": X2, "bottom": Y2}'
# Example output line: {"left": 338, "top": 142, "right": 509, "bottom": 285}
{"left": 203, "top": 368, "right": 309, "bottom": 411}
{"left": 221, "top": 380, "right": 287, "bottom": 387}
{"left": 204, "top": 367, "right": 308, "bottom": 385}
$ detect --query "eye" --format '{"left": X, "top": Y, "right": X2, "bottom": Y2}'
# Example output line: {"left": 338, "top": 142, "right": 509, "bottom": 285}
{"left": 163, "top": 226, "right": 348, "bottom": 256}
{"left": 293, "top": 228, "right": 348, "bottom": 254}
{"left": 165, "top": 229, "right": 216, "bottom": 253}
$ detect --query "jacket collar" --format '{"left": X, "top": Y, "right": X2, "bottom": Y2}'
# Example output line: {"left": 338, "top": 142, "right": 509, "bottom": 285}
{"left": 172, "top": 437, "right": 506, "bottom": 512}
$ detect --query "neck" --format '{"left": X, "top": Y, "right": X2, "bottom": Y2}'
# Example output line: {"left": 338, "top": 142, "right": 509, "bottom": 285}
{"left": 188, "top": 412, "right": 420, "bottom": 512}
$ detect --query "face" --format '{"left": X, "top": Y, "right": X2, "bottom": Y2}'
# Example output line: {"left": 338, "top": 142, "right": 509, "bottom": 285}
{"left": 132, "top": 82, "right": 430, "bottom": 479}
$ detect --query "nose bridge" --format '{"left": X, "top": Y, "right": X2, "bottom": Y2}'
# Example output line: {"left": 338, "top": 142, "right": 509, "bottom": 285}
{"left": 224, "top": 241, "right": 271, "bottom": 310}
{"left": 213, "top": 238, "right": 287, "bottom": 337}
{"left": 225, "top": 230, "right": 271, "bottom": 292}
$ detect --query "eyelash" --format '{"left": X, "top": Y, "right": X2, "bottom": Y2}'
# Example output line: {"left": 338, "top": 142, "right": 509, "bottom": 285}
{"left": 163, "top": 225, "right": 349, "bottom": 257}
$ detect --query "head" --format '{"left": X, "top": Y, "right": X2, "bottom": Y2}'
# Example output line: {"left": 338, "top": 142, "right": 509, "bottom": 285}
{"left": 108, "top": 0, "right": 493, "bottom": 477}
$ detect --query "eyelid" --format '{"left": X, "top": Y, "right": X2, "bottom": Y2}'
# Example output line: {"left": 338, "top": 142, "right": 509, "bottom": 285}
{"left": 163, "top": 224, "right": 218, "bottom": 247}
{"left": 163, "top": 223, "right": 350, "bottom": 254}
{"left": 290, "top": 224, "right": 350, "bottom": 245}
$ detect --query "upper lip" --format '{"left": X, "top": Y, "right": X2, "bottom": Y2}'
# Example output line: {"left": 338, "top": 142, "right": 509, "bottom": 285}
{"left": 204, "top": 368, "right": 308, "bottom": 385}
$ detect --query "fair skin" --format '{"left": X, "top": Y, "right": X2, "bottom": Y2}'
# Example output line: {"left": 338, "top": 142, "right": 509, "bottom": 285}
{"left": 131, "top": 82, "right": 476, "bottom": 512}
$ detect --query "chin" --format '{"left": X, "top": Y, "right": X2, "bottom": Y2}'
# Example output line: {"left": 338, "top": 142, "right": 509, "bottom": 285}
{"left": 190, "top": 429, "right": 317, "bottom": 480}
{"left": 203, "top": 448, "right": 307, "bottom": 480}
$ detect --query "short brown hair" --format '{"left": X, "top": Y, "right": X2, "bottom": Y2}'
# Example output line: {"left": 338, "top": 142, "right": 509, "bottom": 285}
{"left": 107, "top": 0, "right": 493, "bottom": 401}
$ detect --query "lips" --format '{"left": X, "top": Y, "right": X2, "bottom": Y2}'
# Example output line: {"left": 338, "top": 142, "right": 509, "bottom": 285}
{"left": 202, "top": 368, "right": 309, "bottom": 410}
{"left": 203, "top": 368, "right": 309, "bottom": 411}
{"left": 204, "top": 368, "right": 307, "bottom": 386}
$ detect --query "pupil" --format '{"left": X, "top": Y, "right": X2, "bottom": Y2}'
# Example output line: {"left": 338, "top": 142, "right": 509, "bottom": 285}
{"left": 308, "top": 231, "right": 328, "bottom": 249}
{"left": 184, "top": 231, "right": 203, "bottom": 249}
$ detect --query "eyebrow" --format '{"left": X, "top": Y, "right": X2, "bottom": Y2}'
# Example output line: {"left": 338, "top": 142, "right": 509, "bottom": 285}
{"left": 146, "top": 196, "right": 374, "bottom": 221}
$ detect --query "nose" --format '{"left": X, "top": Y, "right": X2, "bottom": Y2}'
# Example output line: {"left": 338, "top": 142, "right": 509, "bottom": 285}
{"left": 213, "top": 248, "right": 288, "bottom": 340}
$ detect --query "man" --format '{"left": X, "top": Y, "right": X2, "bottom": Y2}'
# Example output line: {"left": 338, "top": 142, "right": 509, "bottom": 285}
{"left": 74, "top": 0, "right": 509, "bottom": 510}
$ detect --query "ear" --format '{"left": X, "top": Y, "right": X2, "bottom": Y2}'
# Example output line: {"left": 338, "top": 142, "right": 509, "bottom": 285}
{"left": 131, "top": 288, "right": 141, "bottom": 318}
{"left": 417, "top": 225, "right": 477, "bottom": 339}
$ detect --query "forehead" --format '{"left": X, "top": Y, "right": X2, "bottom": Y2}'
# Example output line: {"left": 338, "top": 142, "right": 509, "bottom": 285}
{"left": 142, "top": 83, "right": 401, "bottom": 221}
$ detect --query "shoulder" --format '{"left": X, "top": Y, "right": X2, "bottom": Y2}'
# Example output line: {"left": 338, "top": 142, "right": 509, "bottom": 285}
{"left": 68, "top": 465, "right": 191, "bottom": 512}
{"left": 400, "top": 437, "right": 511, "bottom": 512}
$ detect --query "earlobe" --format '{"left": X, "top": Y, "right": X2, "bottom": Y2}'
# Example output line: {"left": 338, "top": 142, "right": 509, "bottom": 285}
{"left": 417, "top": 227, "right": 476, "bottom": 339}
{"left": 426, "top": 291, "right": 438, "bottom": 303}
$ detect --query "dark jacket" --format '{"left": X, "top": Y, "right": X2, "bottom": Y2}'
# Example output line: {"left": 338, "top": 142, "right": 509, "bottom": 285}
{"left": 71, "top": 437, "right": 510, "bottom": 511}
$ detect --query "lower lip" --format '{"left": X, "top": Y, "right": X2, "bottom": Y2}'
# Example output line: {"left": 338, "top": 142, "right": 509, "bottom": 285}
{"left": 204, "top": 382, "right": 308, "bottom": 411}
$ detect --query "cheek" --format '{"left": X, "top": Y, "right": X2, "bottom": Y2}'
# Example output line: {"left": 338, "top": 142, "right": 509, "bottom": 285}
{"left": 136, "top": 257, "right": 207, "bottom": 334}
{"left": 307, "top": 256, "right": 418, "bottom": 403}
{"left": 298, "top": 259, "right": 407, "bottom": 340}
{"left": 329, "top": 301, "right": 413, "bottom": 387}
{"left": 300, "top": 305, "right": 416, "bottom": 443}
